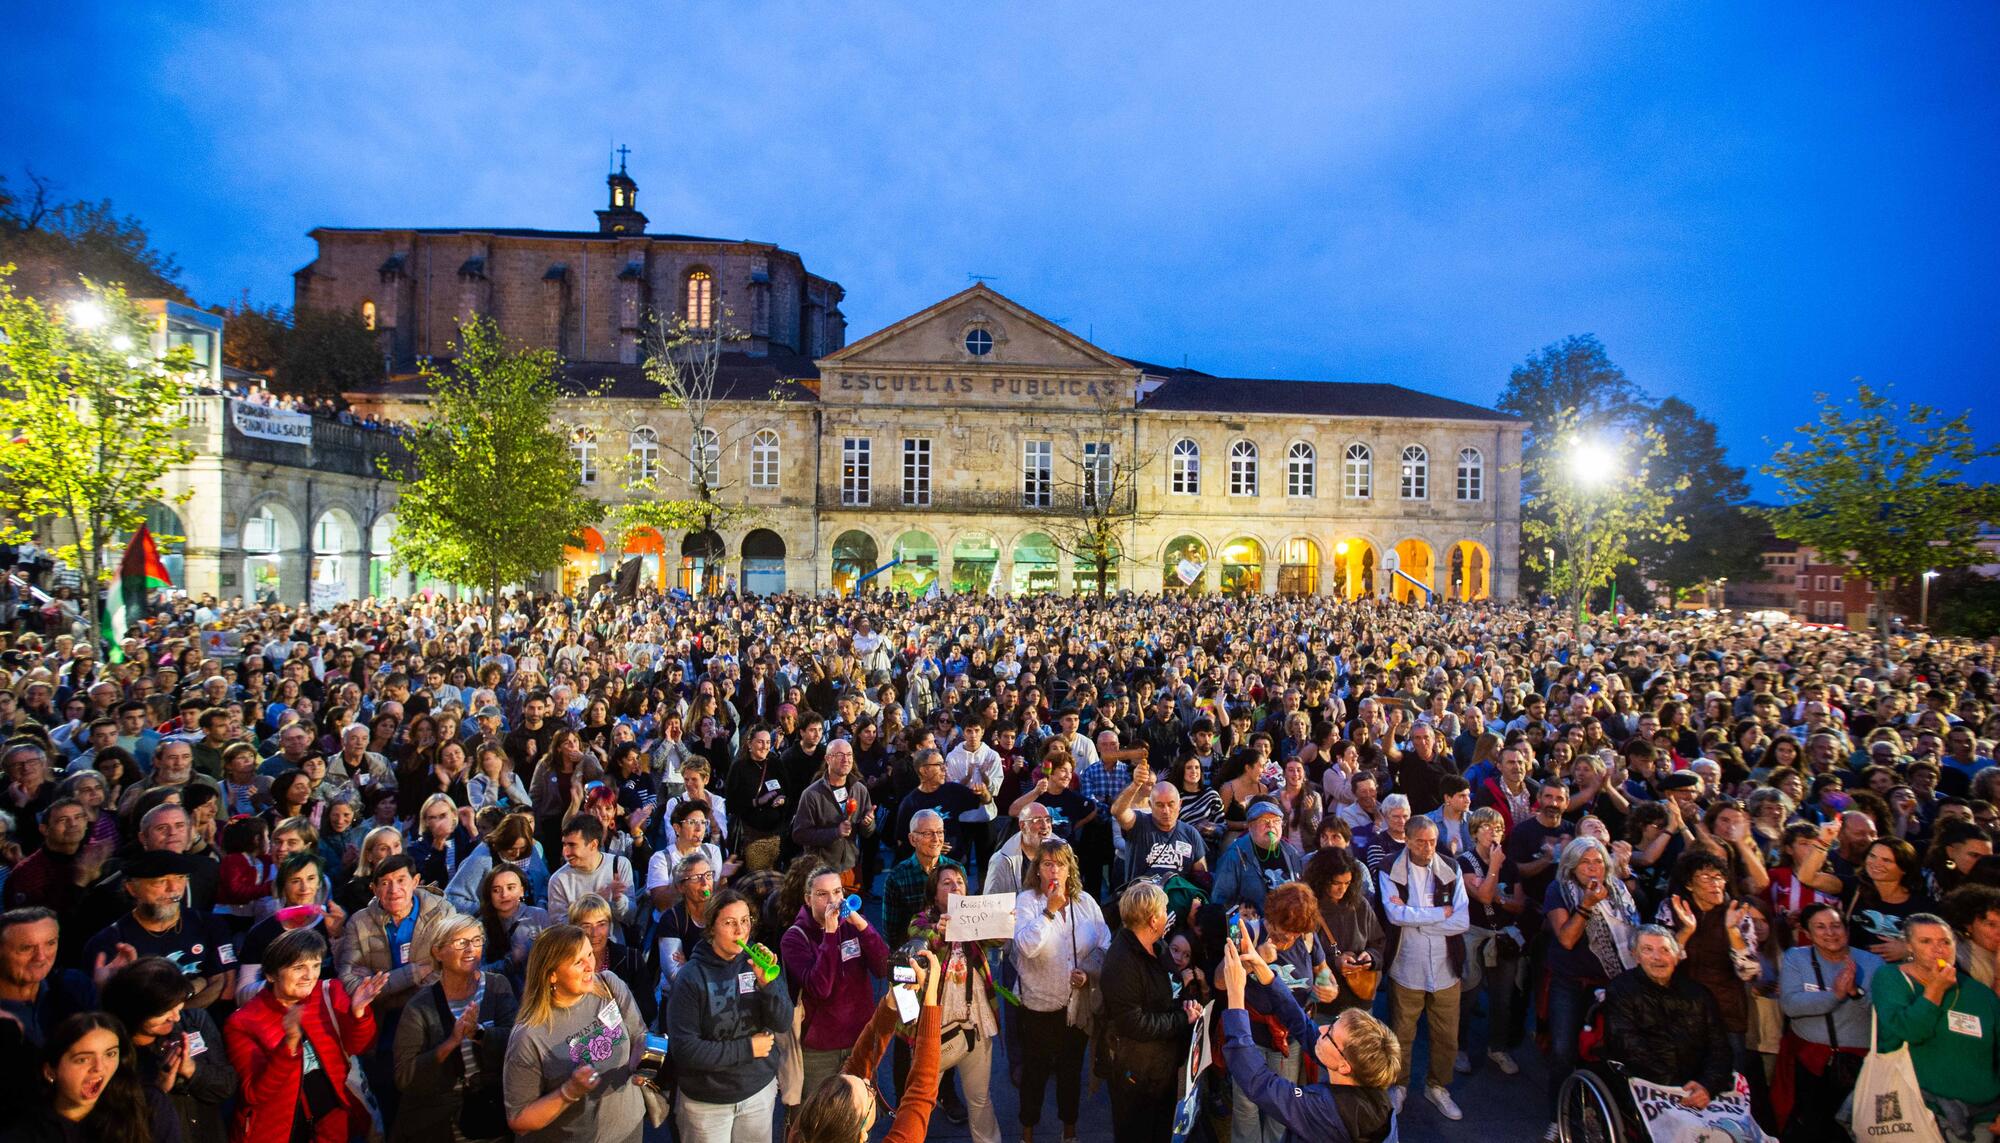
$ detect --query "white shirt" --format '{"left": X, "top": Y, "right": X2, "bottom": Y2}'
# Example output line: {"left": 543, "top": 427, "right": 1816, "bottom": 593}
{"left": 1011, "top": 889, "right": 1111, "bottom": 1013}
{"left": 946, "top": 743, "right": 1003, "bottom": 822}
{"left": 1379, "top": 858, "right": 1470, "bottom": 992}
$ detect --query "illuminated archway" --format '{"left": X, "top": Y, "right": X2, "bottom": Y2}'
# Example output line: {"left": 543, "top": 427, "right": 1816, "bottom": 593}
{"left": 1331, "top": 538, "right": 1377, "bottom": 600}
{"left": 1162, "top": 535, "right": 1208, "bottom": 594}
{"left": 1277, "top": 537, "right": 1320, "bottom": 595}
{"left": 1011, "top": 532, "right": 1058, "bottom": 595}
{"left": 831, "top": 531, "right": 879, "bottom": 595}
{"left": 1390, "top": 538, "right": 1437, "bottom": 604}
{"left": 951, "top": 534, "right": 998, "bottom": 595}
{"left": 1449, "top": 540, "right": 1491, "bottom": 601}
{"left": 890, "top": 530, "right": 940, "bottom": 596}
{"left": 562, "top": 526, "right": 608, "bottom": 594}
{"left": 1219, "top": 537, "right": 1264, "bottom": 596}
{"left": 680, "top": 530, "right": 723, "bottom": 594}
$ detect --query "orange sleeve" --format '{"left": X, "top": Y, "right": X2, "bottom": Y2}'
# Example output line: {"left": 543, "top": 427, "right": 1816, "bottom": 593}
{"left": 843, "top": 992, "right": 900, "bottom": 1079}
{"left": 882, "top": 1005, "right": 942, "bottom": 1143}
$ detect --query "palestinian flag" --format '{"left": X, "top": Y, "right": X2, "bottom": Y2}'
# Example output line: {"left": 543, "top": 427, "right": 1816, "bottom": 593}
{"left": 102, "top": 524, "right": 172, "bottom": 663}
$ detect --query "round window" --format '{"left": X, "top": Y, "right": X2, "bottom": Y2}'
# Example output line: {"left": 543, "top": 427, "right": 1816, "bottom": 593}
{"left": 963, "top": 328, "right": 994, "bottom": 357}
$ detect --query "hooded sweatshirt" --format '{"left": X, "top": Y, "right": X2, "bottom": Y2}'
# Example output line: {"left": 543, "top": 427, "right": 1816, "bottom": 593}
{"left": 663, "top": 936, "right": 794, "bottom": 1104}
{"left": 779, "top": 904, "right": 891, "bottom": 1051}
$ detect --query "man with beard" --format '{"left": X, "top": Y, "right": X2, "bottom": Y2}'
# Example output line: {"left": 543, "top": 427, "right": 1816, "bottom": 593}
{"left": 81, "top": 850, "right": 233, "bottom": 1010}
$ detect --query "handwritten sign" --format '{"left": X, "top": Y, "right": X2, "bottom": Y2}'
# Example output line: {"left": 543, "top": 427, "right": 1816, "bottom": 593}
{"left": 946, "top": 893, "right": 1018, "bottom": 942}
{"left": 1627, "top": 1076, "right": 1772, "bottom": 1143}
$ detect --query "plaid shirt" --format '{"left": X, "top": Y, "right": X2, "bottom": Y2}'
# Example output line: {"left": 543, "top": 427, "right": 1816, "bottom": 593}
{"left": 885, "top": 853, "right": 963, "bottom": 946}
{"left": 1079, "top": 759, "right": 1130, "bottom": 815}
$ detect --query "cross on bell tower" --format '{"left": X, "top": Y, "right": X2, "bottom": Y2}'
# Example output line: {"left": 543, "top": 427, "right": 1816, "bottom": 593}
{"left": 597, "top": 145, "right": 647, "bottom": 235}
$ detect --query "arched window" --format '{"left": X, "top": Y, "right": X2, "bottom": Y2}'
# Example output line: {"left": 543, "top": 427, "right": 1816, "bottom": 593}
{"left": 750, "top": 429, "right": 780, "bottom": 488}
{"left": 1400, "top": 445, "right": 1428, "bottom": 500}
{"left": 1286, "top": 441, "right": 1316, "bottom": 498}
{"left": 570, "top": 429, "right": 597, "bottom": 485}
{"left": 686, "top": 270, "right": 713, "bottom": 329}
{"left": 1170, "top": 438, "right": 1200, "bottom": 495}
{"left": 629, "top": 426, "right": 659, "bottom": 483}
{"left": 1456, "top": 447, "right": 1484, "bottom": 501}
{"left": 1343, "top": 443, "right": 1372, "bottom": 499}
{"left": 360, "top": 300, "right": 377, "bottom": 331}
{"left": 1228, "top": 440, "right": 1259, "bottom": 497}
{"left": 689, "top": 427, "right": 721, "bottom": 489}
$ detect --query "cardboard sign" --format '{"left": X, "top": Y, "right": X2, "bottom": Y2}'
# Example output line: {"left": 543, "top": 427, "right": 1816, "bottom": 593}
{"left": 946, "top": 893, "right": 1019, "bottom": 942}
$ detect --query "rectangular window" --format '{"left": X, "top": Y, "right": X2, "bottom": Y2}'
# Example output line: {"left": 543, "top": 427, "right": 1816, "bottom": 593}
{"left": 750, "top": 431, "right": 779, "bottom": 488}
{"left": 902, "top": 437, "right": 932, "bottom": 507}
{"left": 841, "top": 438, "right": 871, "bottom": 507}
{"left": 1082, "top": 440, "right": 1111, "bottom": 507}
{"left": 1816, "top": 576, "right": 1828, "bottom": 591}
{"left": 1831, "top": 576, "right": 1843, "bottom": 592}
{"left": 1022, "top": 439, "right": 1052, "bottom": 508}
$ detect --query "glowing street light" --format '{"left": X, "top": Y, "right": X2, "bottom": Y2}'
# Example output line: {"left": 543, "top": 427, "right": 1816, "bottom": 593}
{"left": 69, "top": 299, "right": 108, "bottom": 330}
{"left": 1567, "top": 439, "right": 1617, "bottom": 487}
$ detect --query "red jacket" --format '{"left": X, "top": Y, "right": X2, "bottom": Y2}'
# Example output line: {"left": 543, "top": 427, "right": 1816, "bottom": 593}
{"left": 225, "top": 980, "right": 377, "bottom": 1143}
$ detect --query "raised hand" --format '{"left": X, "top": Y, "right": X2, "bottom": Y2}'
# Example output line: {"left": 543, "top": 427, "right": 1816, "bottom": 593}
{"left": 91, "top": 942, "right": 139, "bottom": 988}
{"left": 282, "top": 1001, "right": 306, "bottom": 1051}
{"left": 1670, "top": 895, "right": 1698, "bottom": 931}
{"left": 349, "top": 971, "right": 391, "bottom": 1016}
{"left": 452, "top": 998, "right": 481, "bottom": 1043}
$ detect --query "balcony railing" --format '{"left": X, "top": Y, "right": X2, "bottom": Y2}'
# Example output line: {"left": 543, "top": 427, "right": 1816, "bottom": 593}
{"left": 174, "top": 396, "right": 412, "bottom": 479}
{"left": 817, "top": 486, "right": 1137, "bottom": 514}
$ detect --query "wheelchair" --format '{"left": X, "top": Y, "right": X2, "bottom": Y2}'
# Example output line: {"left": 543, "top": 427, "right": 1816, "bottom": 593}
{"left": 1555, "top": 992, "right": 1641, "bottom": 1143}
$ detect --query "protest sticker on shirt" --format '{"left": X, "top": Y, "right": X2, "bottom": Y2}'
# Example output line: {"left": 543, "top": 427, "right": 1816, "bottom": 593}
{"left": 841, "top": 938, "right": 860, "bottom": 961}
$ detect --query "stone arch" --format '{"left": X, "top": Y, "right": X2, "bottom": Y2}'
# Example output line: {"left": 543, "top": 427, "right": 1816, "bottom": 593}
{"left": 1218, "top": 536, "right": 1265, "bottom": 595}
{"left": 240, "top": 498, "right": 301, "bottom": 605}
{"left": 948, "top": 531, "right": 1000, "bottom": 595}
{"left": 1277, "top": 536, "right": 1321, "bottom": 595}
{"left": 831, "top": 529, "right": 880, "bottom": 596}
{"left": 310, "top": 506, "right": 364, "bottom": 606}
{"left": 1160, "top": 533, "right": 1212, "bottom": 594}
{"left": 1389, "top": 536, "right": 1438, "bottom": 604}
{"left": 741, "top": 528, "right": 786, "bottom": 595}
{"left": 1331, "top": 535, "right": 1379, "bottom": 600}
{"left": 562, "top": 526, "right": 608, "bottom": 594}
{"left": 1449, "top": 539, "right": 1492, "bottom": 601}
{"left": 1009, "top": 531, "right": 1060, "bottom": 595}
{"left": 680, "top": 529, "right": 724, "bottom": 594}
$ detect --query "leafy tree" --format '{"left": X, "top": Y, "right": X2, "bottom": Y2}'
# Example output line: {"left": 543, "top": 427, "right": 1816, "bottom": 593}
{"left": 1499, "top": 334, "right": 1652, "bottom": 593}
{"left": 1633, "top": 396, "right": 1767, "bottom": 599}
{"left": 212, "top": 291, "right": 290, "bottom": 374}
{"left": 386, "top": 316, "right": 603, "bottom": 634}
{"left": 281, "top": 305, "right": 383, "bottom": 398}
{"left": 1763, "top": 381, "right": 2000, "bottom": 642}
{"left": 0, "top": 172, "right": 189, "bottom": 305}
{"left": 1521, "top": 407, "right": 1687, "bottom": 622}
{"left": 0, "top": 271, "right": 195, "bottom": 627}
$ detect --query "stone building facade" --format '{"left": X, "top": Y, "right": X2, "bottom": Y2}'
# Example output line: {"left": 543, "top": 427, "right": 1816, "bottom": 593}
{"left": 294, "top": 158, "right": 846, "bottom": 369}
{"left": 348, "top": 284, "right": 1524, "bottom": 601}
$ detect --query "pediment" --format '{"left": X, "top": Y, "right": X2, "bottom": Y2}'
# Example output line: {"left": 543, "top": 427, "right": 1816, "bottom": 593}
{"left": 820, "top": 284, "right": 1134, "bottom": 374}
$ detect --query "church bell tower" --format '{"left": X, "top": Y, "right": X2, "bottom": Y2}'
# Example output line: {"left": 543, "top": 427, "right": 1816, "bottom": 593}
{"left": 596, "top": 145, "right": 648, "bottom": 235}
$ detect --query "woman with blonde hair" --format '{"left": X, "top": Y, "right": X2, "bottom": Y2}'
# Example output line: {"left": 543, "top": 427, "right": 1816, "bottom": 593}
{"left": 393, "top": 913, "right": 519, "bottom": 1143}
{"left": 1011, "top": 836, "right": 1109, "bottom": 1143}
{"left": 336, "top": 824, "right": 403, "bottom": 914}
{"left": 501, "top": 924, "right": 646, "bottom": 1143}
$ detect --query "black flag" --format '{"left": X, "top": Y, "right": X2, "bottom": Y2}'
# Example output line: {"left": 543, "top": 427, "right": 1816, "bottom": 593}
{"left": 615, "top": 557, "right": 644, "bottom": 598}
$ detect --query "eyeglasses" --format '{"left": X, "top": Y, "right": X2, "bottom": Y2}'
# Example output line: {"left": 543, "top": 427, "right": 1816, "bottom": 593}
{"left": 682, "top": 872, "right": 717, "bottom": 884}
{"left": 443, "top": 936, "right": 486, "bottom": 952}
{"left": 912, "top": 829, "right": 946, "bottom": 839}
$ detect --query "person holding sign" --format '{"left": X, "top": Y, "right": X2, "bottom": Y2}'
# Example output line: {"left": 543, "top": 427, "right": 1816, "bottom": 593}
{"left": 907, "top": 863, "right": 1004, "bottom": 1143}
{"left": 779, "top": 865, "right": 888, "bottom": 1104}
{"left": 663, "top": 887, "right": 793, "bottom": 1143}
{"left": 1600, "top": 926, "right": 1734, "bottom": 1116}
{"left": 1869, "top": 913, "right": 2000, "bottom": 1134}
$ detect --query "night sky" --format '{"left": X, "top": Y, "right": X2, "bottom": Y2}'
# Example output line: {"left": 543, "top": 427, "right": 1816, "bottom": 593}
{"left": 9, "top": 3, "right": 1997, "bottom": 495}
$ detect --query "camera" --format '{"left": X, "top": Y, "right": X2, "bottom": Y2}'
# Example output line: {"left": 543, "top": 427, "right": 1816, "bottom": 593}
{"left": 633, "top": 1032, "right": 675, "bottom": 1091}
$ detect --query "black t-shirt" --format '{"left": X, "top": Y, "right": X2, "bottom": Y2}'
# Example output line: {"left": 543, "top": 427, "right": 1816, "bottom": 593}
{"left": 1504, "top": 816, "right": 1577, "bottom": 906}
{"left": 83, "top": 911, "right": 233, "bottom": 981}
{"left": 1259, "top": 844, "right": 1293, "bottom": 891}
{"left": 1460, "top": 849, "right": 1521, "bottom": 930}
{"left": 1123, "top": 817, "right": 1204, "bottom": 885}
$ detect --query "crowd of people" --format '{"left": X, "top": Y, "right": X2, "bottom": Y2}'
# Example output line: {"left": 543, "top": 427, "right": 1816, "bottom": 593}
{"left": 0, "top": 582, "right": 1994, "bottom": 1143}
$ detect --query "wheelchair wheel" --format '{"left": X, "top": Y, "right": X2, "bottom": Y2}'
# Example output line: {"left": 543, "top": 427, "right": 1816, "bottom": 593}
{"left": 1557, "top": 1069, "right": 1625, "bottom": 1143}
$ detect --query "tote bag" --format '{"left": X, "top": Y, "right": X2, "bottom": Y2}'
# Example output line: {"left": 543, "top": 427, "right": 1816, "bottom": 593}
{"left": 1849, "top": 1011, "right": 1947, "bottom": 1143}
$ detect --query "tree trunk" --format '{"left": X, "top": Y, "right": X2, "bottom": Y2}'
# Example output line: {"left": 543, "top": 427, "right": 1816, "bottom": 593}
{"left": 488, "top": 570, "right": 503, "bottom": 658}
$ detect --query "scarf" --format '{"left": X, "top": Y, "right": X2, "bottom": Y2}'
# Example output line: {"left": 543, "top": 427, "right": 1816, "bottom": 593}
{"left": 1559, "top": 875, "right": 1640, "bottom": 979}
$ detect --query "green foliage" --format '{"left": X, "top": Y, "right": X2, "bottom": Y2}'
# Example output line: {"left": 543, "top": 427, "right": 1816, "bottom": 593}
{"left": 1922, "top": 571, "right": 2000, "bottom": 639}
{"left": 1634, "top": 397, "right": 1767, "bottom": 594}
{"left": 1520, "top": 408, "right": 1687, "bottom": 620}
{"left": 0, "top": 172, "right": 189, "bottom": 305}
{"left": 212, "top": 292, "right": 290, "bottom": 375}
{"left": 0, "top": 270, "right": 195, "bottom": 603}
{"left": 386, "top": 316, "right": 602, "bottom": 624}
{"left": 282, "top": 306, "right": 383, "bottom": 397}
{"left": 1763, "top": 381, "right": 2000, "bottom": 635}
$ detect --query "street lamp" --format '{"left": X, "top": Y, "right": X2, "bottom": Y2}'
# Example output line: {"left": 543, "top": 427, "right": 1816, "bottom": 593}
{"left": 69, "top": 299, "right": 108, "bottom": 330}
{"left": 1568, "top": 439, "right": 1616, "bottom": 487}
{"left": 1921, "top": 569, "right": 1939, "bottom": 627}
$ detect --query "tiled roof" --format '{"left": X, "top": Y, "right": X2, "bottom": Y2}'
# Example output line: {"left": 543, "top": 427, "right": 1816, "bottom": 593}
{"left": 1138, "top": 373, "right": 1520, "bottom": 422}
{"left": 315, "top": 226, "right": 751, "bottom": 244}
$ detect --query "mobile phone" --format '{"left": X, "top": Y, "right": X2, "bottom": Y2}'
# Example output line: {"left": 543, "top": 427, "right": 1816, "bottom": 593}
{"left": 1227, "top": 907, "right": 1242, "bottom": 944}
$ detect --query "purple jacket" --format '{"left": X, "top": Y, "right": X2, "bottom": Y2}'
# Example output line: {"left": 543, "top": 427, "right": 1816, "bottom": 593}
{"left": 779, "top": 905, "right": 891, "bottom": 1050}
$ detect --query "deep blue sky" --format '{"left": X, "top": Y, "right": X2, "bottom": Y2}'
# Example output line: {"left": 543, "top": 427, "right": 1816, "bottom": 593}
{"left": 9, "top": 3, "right": 1997, "bottom": 496}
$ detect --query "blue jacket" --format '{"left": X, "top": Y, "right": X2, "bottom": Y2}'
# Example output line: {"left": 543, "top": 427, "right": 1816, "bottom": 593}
{"left": 1222, "top": 977, "right": 1390, "bottom": 1143}
{"left": 1212, "top": 833, "right": 1304, "bottom": 911}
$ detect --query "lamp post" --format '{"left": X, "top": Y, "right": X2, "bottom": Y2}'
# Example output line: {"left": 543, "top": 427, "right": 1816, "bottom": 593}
{"left": 1921, "top": 569, "right": 1939, "bottom": 628}
{"left": 1566, "top": 439, "right": 1616, "bottom": 624}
